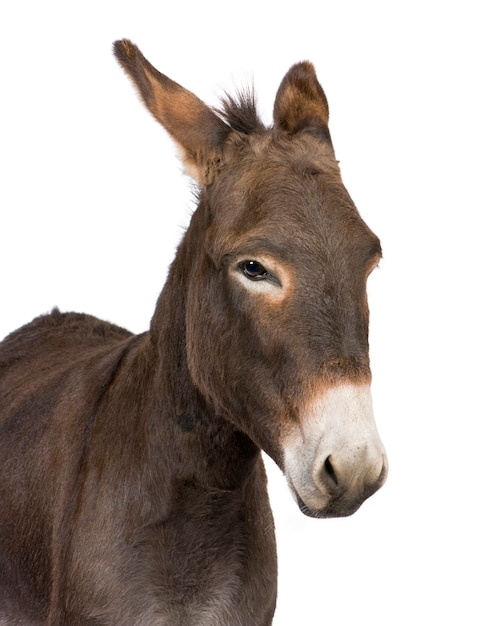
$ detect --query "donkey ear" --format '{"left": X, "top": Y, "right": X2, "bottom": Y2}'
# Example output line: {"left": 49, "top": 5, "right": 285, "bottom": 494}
{"left": 273, "top": 61, "right": 331, "bottom": 139}
{"left": 113, "top": 39, "right": 231, "bottom": 184}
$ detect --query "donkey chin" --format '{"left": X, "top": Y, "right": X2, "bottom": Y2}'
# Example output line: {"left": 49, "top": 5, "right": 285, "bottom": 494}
{"left": 283, "top": 383, "right": 388, "bottom": 519}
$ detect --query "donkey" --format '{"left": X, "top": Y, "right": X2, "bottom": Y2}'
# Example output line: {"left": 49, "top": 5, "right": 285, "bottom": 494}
{"left": 0, "top": 39, "right": 387, "bottom": 625}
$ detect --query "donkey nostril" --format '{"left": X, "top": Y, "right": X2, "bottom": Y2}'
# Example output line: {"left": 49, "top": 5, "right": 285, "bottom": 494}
{"left": 323, "top": 455, "right": 339, "bottom": 488}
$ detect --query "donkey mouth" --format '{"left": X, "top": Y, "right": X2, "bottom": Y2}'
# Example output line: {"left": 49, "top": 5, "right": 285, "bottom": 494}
{"left": 294, "top": 490, "right": 364, "bottom": 519}
{"left": 289, "top": 464, "right": 387, "bottom": 519}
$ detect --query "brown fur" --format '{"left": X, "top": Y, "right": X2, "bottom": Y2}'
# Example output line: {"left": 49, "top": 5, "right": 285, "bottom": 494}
{"left": 0, "top": 40, "right": 385, "bottom": 624}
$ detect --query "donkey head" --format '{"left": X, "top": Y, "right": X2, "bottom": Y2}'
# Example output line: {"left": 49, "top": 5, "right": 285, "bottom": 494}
{"left": 114, "top": 40, "right": 387, "bottom": 518}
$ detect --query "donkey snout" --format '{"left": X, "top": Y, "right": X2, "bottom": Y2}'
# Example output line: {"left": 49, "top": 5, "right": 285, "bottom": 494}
{"left": 313, "top": 444, "right": 388, "bottom": 509}
{"left": 284, "top": 384, "right": 388, "bottom": 518}
{"left": 317, "top": 445, "right": 387, "bottom": 495}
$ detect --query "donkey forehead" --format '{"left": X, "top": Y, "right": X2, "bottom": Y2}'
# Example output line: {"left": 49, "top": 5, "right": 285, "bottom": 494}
{"left": 243, "top": 130, "right": 337, "bottom": 167}
{"left": 224, "top": 131, "right": 341, "bottom": 187}
{"left": 208, "top": 132, "right": 379, "bottom": 263}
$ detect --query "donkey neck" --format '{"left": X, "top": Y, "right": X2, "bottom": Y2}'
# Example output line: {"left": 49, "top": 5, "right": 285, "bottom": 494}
{"left": 148, "top": 209, "right": 260, "bottom": 492}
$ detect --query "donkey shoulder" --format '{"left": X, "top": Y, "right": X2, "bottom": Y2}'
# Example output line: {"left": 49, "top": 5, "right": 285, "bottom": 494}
{"left": 2, "top": 307, "right": 131, "bottom": 347}
{"left": 0, "top": 308, "right": 137, "bottom": 433}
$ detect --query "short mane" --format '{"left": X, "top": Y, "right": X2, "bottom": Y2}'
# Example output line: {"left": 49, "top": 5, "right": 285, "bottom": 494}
{"left": 217, "top": 88, "right": 265, "bottom": 134}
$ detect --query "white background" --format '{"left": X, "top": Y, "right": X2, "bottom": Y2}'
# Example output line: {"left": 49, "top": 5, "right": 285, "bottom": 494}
{"left": 1, "top": 2, "right": 481, "bottom": 624}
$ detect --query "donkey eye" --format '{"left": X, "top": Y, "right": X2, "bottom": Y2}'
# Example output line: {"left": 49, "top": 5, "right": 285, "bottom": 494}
{"left": 240, "top": 260, "right": 269, "bottom": 280}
